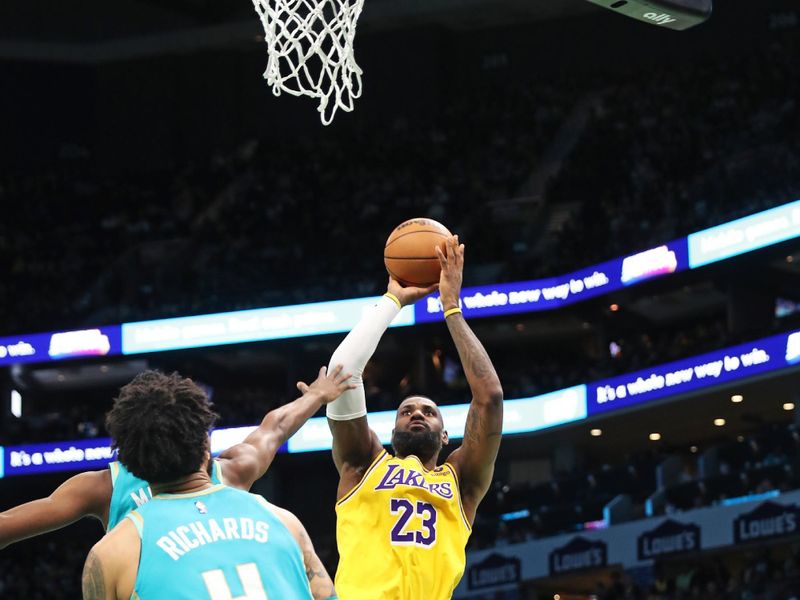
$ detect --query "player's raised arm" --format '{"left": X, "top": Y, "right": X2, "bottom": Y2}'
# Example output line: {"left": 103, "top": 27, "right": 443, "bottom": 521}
{"left": 438, "top": 236, "right": 504, "bottom": 523}
{"left": 218, "top": 365, "right": 355, "bottom": 490}
{"left": 327, "top": 278, "right": 436, "bottom": 495}
{"left": 0, "top": 469, "right": 111, "bottom": 550}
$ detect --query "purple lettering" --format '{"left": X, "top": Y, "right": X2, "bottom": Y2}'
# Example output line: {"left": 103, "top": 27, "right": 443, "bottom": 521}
{"left": 375, "top": 464, "right": 402, "bottom": 490}
{"left": 404, "top": 471, "right": 425, "bottom": 488}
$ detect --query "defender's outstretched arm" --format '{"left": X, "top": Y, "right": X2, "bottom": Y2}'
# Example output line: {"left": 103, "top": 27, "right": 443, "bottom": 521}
{"left": 219, "top": 365, "right": 354, "bottom": 490}
{"left": 0, "top": 469, "right": 111, "bottom": 550}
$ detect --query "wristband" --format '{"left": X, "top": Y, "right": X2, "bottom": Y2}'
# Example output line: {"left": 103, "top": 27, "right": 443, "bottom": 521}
{"left": 444, "top": 307, "right": 462, "bottom": 318}
{"left": 383, "top": 292, "right": 402, "bottom": 310}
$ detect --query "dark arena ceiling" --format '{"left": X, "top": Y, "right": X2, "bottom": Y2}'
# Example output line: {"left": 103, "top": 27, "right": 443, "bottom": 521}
{"left": 0, "top": 0, "right": 595, "bottom": 45}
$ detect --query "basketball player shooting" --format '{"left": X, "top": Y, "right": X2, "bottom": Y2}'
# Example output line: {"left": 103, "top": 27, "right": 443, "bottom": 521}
{"left": 320, "top": 234, "right": 504, "bottom": 599}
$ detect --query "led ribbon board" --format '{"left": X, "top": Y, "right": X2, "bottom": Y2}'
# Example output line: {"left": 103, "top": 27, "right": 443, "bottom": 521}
{"left": 415, "top": 241, "right": 687, "bottom": 323}
{"left": 687, "top": 199, "right": 800, "bottom": 268}
{"left": 0, "top": 200, "right": 797, "bottom": 365}
{"left": 5, "top": 329, "right": 800, "bottom": 477}
{"left": 0, "top": 327, "right": 121, "bottom": 367}
{"left": 122, "top": 297, "right": 415, "bottom": 355}
{"left": 588, "top": 331, "right": 800, "bottom": 415}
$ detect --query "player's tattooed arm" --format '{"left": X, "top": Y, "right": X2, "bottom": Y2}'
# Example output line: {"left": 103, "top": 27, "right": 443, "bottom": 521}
{"left": 437, "top": 235, "right": 503, "bottom": 522}
{"left": 82, "top": 549, "right": 111, "bottom": 600}
{"left": 300, "top": 528, "right": 337, "bottom": 600}
{"left": 272, "top": 504, "right": 337, "bottom": 599}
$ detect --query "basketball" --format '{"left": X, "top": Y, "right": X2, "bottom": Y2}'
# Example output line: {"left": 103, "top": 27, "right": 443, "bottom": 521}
{"left": 384, "top": 218, "right": 452, "bottom": 287}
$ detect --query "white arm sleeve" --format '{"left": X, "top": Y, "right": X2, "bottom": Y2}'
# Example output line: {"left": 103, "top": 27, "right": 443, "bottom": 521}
{"left": 326, "top": 295, "right": 400, "bottom": 421}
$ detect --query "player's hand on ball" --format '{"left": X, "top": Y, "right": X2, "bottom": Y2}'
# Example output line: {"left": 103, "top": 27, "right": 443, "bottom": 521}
{"left": 296, "top": 365, "right": 356, "bottom": 403}
{"left": 435, "top": 235, "right": 464, "bottom": 310}
{"left": 387, "top": 276, "right": 439, "bottom": 307}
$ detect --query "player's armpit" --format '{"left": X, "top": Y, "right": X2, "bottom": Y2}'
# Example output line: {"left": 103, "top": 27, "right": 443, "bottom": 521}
{"left": 328, "top": 417, "right": 383, "bottom": 495}
{"left": 0, "top": 469, "right": 111, "bottom": 550}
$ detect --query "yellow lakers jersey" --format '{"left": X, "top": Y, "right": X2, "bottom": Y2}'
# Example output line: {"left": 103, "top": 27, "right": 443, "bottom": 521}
{"left": 335, "top": 450, "right": 472, "bottom": 600}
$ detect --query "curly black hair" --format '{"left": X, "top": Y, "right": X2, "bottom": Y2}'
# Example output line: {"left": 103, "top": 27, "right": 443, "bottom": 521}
{"left": 105, "top": 370, "right": 219, "bottom": 484}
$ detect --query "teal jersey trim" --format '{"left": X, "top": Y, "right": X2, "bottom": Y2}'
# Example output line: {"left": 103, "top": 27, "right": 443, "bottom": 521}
{"left": 108, "top": 459, "right": 224, "bottom": 531}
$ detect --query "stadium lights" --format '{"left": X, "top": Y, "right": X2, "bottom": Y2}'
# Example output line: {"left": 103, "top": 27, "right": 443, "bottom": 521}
{"left": 714, "top": 418, "right": 726, "bottom": 426}
{"left": 649, "top": 432, "right": 661, "bottom": 441}
{"left": 10, "top": 390, "right": 22, "bottom": 418}
{"left": 731, "top": 394, "right": 743, "bottom": 403}
{"left": 784, "top": 402, "right": 795, "bottom": 411}
{"left": 590, "top": 428, "right": 603, "bottom": 437}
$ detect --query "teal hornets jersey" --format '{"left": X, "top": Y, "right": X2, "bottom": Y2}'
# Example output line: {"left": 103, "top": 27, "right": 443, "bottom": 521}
{"left": 108, "top": 459, "right": 224, "bottom": 531}
{"left": 126, "top": 485, "right": 312, "bottom": 600}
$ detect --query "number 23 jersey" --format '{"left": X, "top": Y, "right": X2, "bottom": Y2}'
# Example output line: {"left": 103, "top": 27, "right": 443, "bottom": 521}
{"left": 335, "top": 450, "right": 472, "bottom": 600}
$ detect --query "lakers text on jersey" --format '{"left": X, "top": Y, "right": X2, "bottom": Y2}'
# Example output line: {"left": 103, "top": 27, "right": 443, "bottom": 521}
{"left": 335, "top": 451, "right": 472, "bottom": 600}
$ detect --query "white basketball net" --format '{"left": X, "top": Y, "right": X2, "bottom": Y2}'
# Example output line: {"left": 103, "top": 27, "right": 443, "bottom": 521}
{"left": 251, "top": 0, "right": 366, "bottom": 125}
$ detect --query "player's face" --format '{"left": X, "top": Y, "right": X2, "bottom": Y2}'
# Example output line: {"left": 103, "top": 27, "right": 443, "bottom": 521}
{"left": 391, "top": 397, "right": 448, "bottom": 461}
{"left": 395, "top": 397, "right": 443, "bottom": 431}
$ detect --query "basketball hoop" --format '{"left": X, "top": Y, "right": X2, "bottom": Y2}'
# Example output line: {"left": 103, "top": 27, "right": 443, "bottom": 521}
{"left": 251, "top": 0, "right": 366, "bottom": 125}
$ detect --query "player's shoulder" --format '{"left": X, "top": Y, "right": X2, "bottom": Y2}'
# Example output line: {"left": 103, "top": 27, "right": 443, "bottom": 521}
{"left": 89, "top": 514, "right": 141, "bottom": 598}
{"left": 97, "top": 513, "right": 140, "bottom": 554}
{"left": 75, "top": 467, "right": 113, "bottom": 488}
{"left": 63, "top": 469, "right": 113, "bottom": 509}
{"left": 244, "top": 492, "right": 281, "bottom": 515}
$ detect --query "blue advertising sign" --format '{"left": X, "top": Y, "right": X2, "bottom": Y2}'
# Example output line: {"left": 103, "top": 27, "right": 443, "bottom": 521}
{"left": 0, "top": 332, "right": 52, "bottom": 367}
{"left": 0, "top": 326, "right": 122, "bottom": 366}
{"left": 3, "top": 438, "right": 116, "bottom": 477}
{"left": 588, "top": 330, "right": 800, "bottom": 416}
{"left": 688, "top": 199, "right": 800, "bottom": 268}
{"left": 415, "top": 240, "right": 688, "bottom": 323}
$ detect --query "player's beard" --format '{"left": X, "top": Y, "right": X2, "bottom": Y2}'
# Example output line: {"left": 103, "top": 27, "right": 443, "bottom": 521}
{"left": 392, "top": 428, "right": 442, "bottom": 463}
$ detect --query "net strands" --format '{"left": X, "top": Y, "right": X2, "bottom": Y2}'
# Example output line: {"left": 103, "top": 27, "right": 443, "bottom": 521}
{"left": 252, "top": 0, "right": 365, "bottom": 125}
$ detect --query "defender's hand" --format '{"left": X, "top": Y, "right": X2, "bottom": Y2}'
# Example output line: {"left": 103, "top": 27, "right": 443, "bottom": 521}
{"left": 387, "top": 276, "right": 439, "bottom": 307}
{"left": 435, "top": 235, "right": 464, "bottom": 310}
{"left": 296, "top": 365, "right": 355, "bottom": 404}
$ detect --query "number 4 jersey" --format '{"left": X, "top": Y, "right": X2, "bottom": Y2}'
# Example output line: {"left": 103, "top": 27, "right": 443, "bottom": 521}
{"left": 335, "top": 451, "right": 472, "bottom": 600}
{"left": 126, "top": 485, "right": 312, "bottom": 600}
